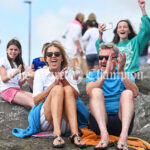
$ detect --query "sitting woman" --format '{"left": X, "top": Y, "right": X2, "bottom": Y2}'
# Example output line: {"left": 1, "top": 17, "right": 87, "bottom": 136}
{"left": 0, "top": 39, "right": 34, "bottom": 108}
{"left": 32, "top": 40, "right": 86, "bottom": 148}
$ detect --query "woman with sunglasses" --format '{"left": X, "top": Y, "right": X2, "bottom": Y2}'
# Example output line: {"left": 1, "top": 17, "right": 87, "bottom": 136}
{"left": 16, "top": 40, "right": 86, "bottom": 148}
{"left": 96, "top": 0, "right": 150, "bottom": 75}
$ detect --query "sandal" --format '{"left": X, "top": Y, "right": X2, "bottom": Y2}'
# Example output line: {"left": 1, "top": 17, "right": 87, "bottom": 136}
{"left": 94, "top": 140, "right": 113, "bottom": 150}
{"left": 70, "top": 134, "right": 86, "bottom": 149}
{"left": 53, "top": 135, "right": 65, "bottom": 148}
{"left": 115, "top": 140, "right": 128, "bottom": 150}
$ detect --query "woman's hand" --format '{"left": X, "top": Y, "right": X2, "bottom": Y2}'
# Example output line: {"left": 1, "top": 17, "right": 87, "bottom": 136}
{"left": 98, "top": 24, "right": 106, "bottom": 34}
{"left": 9, "top": 64, "right": 22, "bottom": 79}
{"left": 138, "top": 0, "right": 146, "bottom": 15}
{"left": 55, "top": 67, "right": 67, "bottom": 86}
{"left": 98, "top": 24, "right": 106, "bottom": 40}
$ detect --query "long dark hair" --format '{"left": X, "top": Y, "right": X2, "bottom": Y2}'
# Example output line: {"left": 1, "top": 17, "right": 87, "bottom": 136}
{"left": 113, "top": 20, "right": 137, "bottom": 44}
{"left": 7, "top": 39, "right": 25, "bottom": 72}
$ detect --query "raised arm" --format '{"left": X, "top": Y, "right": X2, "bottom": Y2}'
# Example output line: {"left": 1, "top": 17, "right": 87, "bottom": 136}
{"left": 138, "top": 0, "right": 146, "bottom": 15}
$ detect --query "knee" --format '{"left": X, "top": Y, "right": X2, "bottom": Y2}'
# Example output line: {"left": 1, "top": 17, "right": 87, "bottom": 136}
{"left": 91, "top": 88, "right": 103, "bottom": 99}
{"left": 121, "top": 90, "right": 134, "bottom": 98}
{"left": 64, "top": 85, "right": 74, "bottom": 95}
{"left": 51, "top": 85, "right": 64, "bottom": 96}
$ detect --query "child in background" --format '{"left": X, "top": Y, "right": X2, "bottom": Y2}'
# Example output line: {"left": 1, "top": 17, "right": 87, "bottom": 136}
{"left": 31, "top": 42, "right": 49, "bottom": 71}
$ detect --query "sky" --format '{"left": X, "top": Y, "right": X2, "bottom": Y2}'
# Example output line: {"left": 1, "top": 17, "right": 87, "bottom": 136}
{"left": 0, "top": 0, "right": 150, "bottom": 66}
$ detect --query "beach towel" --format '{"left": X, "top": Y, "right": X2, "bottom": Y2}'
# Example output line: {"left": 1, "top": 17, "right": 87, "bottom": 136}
{"left": 31, "top": 132, "right": 53, "bottom": 138}
{"left": 81, "top": 126, "right": 150, "bottom": 150}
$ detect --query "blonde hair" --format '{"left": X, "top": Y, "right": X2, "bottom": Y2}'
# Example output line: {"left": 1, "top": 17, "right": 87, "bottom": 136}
{"left": 88, "top": 13, "right": 96, "bottom": 21}
{"left": 44, "top": 40, "right": 68, "bottom": 69}
{"left": 75, "top": 13, "right": 84, "bottom": 24}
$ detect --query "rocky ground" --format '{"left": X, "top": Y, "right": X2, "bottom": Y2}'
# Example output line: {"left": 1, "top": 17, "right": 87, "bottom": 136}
{"left": 0, "top": 64, "right": 150, "bottom": 150}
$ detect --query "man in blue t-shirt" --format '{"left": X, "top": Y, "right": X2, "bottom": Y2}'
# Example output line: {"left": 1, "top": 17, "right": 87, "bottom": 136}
{"left": 86, "top": 43, "right": 139, "bottom": 150}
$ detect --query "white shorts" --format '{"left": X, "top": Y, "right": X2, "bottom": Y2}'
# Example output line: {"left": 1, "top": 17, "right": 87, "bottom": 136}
{"left": 40, "top": 104, "right": 70, "bottom": 134}
{"left": 66, "top": 49, "right": 80, "bottom": 59}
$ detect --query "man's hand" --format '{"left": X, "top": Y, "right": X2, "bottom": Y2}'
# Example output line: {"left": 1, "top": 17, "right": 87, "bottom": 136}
{"left": 103, "top": 53, "right": 114, "bottom": 77}
{"left": 117, "top": 53, "right": 126, "bottom": 73}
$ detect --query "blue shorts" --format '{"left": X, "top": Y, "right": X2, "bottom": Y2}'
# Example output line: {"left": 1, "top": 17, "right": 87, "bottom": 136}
{"left": 86, "top": 54, "right": 99, "bottom": 67}
{"left": 88, "top": 113, "right": 134, "bottom": 136}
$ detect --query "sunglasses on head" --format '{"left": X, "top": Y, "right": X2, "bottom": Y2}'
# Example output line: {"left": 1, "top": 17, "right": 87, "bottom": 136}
{"left": 99, "top": 55, "right": 117, "bottom": 60}
{"left": 46, "top": 52, "right": 61, "bottom": 57}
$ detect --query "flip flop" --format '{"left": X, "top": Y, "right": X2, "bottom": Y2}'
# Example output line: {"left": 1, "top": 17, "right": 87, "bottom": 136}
{"left": 70, "top": 133, "right": 86, "bottom": 149}
{"left": 114, "top": 140, "right": 128, "bottom": 150}
{"left": 94, "top": 140, "right": 113, "bottom": 150}
{"left": 53, "top": 135, "right": 65, "bottom": 148}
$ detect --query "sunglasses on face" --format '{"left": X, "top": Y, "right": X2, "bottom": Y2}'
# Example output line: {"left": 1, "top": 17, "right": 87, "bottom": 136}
{"left": 46, "top": 51, "right": 61, "bottom": 57}
{"left": 99, "top": 55, "right": 117, "bottom": 60}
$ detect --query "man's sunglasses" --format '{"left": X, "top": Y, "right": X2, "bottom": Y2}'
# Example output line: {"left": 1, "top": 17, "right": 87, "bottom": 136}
{"left": 46, "top": 52, "right": 62, "bottom": 57}
{"left": 99, "top": 55, "right": 117, "bottom": 60}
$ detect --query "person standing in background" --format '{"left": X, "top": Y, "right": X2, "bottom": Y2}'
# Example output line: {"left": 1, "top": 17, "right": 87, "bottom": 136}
{"left": 82, "top": 13, "right": 98, "bottom": 35}
{"left": 82, "top": 20, "right": 99, "bottom": 71}
{"left": 62, "top": 13, "right": 84, "bottom": 67}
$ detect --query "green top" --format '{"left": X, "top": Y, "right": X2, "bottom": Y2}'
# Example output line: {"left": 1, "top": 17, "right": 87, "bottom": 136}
{"left": 96, "top": 15, "right": 150, "bottom": 73}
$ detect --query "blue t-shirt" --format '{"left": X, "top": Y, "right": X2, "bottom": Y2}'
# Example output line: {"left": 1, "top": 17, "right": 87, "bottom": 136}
{"left": 86, "top": 69, "right": 135, "bottom": 114}
{"left": 32, "top": 57, "right": 46, "bottom": 71}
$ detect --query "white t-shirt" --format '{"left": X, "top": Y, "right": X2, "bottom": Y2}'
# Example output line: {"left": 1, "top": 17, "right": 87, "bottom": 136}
{"left": 0, "top": 57, "right": 21, "bottom": 92}
{"left": 82, "top": 27, "right": 99, "bottom": 55}
{"left": 33, "top": 68, "right": 79, "bottom": 98}
{"left": 63, "top": 22, "right": 82, "bottom": 54}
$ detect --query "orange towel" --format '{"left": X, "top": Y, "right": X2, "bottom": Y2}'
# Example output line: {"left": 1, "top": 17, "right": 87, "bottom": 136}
{"left": 81, "top": 126, "right": 150, "bottom": 150}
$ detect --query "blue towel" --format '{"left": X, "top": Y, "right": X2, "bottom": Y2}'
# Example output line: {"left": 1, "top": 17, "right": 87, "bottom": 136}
{"left": 12, "top": 102, "right": 44, "bottom": 138}
{"left": 12, "top": 97, "right": 89, "bottom": 138}
{"left": 76, "top": 97, "right": 89, "bottom": 129}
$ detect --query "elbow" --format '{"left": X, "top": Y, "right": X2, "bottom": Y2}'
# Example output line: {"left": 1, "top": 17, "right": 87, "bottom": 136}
{"left": 2, "top": 78, "right": 8, "bottom": 83}
{"left": 133, "top": 88, "right": 139, "bottom": 98}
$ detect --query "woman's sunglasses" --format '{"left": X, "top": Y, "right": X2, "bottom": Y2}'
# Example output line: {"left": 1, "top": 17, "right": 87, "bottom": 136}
{"left": 99, "top": 55, "right": 117, "bottom": 60}
{"left": 46, "top": 52, "right": 61, "bottom": 57}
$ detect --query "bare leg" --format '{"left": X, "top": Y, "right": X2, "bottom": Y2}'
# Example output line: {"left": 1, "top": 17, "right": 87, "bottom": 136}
{"left": 24, "top": 91, "right": 32, "bottom": 97}
{"left": 44, "top": 85, "right": 65, "bottom": 146}
{"left": 44, "top": 85, "right": 64, "bottom": 135}
{"left": 63, "top": 86, "right": 85, "bottom": 145}
{"left": 118, "top": 90, "right": 134, "bottom": 150}
{"left": 90, "top": 88, "right": 109, "bottom": 148}
{"left": 13, "top": 92, "right": 34, "bottom": 108}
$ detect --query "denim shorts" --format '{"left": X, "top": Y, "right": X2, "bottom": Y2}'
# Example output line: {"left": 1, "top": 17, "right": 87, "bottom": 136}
{"left": 88, "top": 113, "right": 134, "bottom": 136}
{"left": 86, "top": 54, "right": 99, "bottom": 67}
